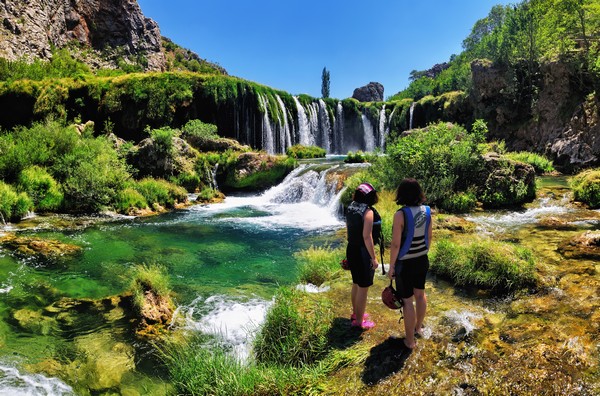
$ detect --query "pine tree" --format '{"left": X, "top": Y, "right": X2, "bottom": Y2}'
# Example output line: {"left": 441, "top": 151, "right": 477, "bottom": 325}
{"left": 321, "top": 67, "right": 330, "bottom": 98}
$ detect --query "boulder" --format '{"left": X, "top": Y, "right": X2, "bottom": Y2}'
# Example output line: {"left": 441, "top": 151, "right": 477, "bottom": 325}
{"left": 0, "top": 233, "right": 82, "bottom": 262}
{"left": 352, "top": 82, "right": 384, "bottom": 102}
{"left": 557, "top": 231, "right": 600, "bottom": 260}
{"left": 185, "top": 136, "right": 249, "bottom": 153}
{"left": 130, "top": 136, "right": 199, "bottom": 179}
{"left": 477, "top": 153, "right": 536, "bottom": 207}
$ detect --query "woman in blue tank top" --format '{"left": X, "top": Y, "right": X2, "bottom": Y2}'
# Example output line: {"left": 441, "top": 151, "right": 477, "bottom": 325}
{"left": 388, "top": 178, "right": 432, "bottom": 350}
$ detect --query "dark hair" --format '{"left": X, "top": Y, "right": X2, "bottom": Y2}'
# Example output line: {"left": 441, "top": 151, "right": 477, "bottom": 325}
{"left": 353, "top": 185, "right": 379, "bottom": 206}
{"left": 395, "top": 178, "right": 425, "bottom": 206}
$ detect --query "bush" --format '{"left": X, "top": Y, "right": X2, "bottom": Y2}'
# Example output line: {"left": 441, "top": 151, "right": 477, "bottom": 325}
{"left": 182, "top": 119, "right": 219, "bottom": 142}
{"left": 254, "top": 287, "right": 333, "bottom": 367}
{"left": 114, "top": 187, "right": 148, "bottom": 214}
{"left": 133, "top": 178, "right": 187, "bottom": 209}
{"left": 0, "top": 181, "right": 32, "bottom": 222}
{"left": 430, "top": 238, "right": 537, "bottom": 292}
{"left": 17, "top": 166, "right": 64, "bottom": 212}
{"left": 570, "top": 168, "right": 600, "bottom": 208}
{"left": 286, "top": 145, "right": 326, "bottom": 159}
{"left": 173, "top": 172, "right": 201, "bottom": 193}
{"left": 294, "top": 246, "right": 345, "bottom": 286}
{"left": 504, "top": 151, "right": 555, "bottom": 174}
{"left": 439, "top": 191, "right": 477, "bottom": 213}
{"left": 344, "top": 150, "right": 376, "bottom": 163}
{"left": 370, "top": 122, "right": 484, "bottom": 206}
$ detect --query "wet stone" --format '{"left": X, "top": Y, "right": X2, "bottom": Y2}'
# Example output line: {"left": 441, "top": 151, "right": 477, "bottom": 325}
{"left": 12, "top": 308, "right": 57, "bottom": 335}
{"left": 557, "top": 231, "right": 600, "bottom": 260}
{"left": 0, "top": 233, "right": 82, "bottom": 263}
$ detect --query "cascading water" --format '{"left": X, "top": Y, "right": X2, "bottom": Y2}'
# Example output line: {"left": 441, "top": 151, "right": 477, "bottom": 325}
{"left": 293, "top": 96, "right": 312, "bottom": 146}
{"left": 361, "top": 112, "right": 376, "bottom": 152}
{"left": 409, "top": 101, "right": 416, "bottom": 130}
{"left": 318, "top": 99, "right": 332, "bottom": 152}
{"left": 378, "top": 105, "right": 387, "bottom": 150}
{"left": 276, "top": 95, "right": 293, "bottom": 150}
{"left": 258, "top": 94, "right": 275, "bottom": 154}
{"left": 334, "top": 101, "right": 344, "bottom": 154}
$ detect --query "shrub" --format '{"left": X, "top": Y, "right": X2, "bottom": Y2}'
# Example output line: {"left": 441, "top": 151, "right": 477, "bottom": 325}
{"left": 286, "top": 145, "right": 326, "bottom": 159}
{"left": 570, "top": 168, "right": 600, "bottom": 208}
{"left": 478, "top": 159, "right": 536, "bottom": 208}
{"left": 0, "top": 181, "right": 32, "bottom": 222}
{"left": 173, "top": 172, "right": 201, "bottom": 193}
{"left": 294, "top": 246, "right": 345, "bottom": 286}
{"left": 114, "top": 187, "right": 148, "bottom": 214}
{"left": 17, "top": 166, "right": 64, "bottom": 212}
{"left": 254, "top": 287, "right": 333, "bottom": 367}
{"left": 149, "top": 126, "right": 178, "bottom": 157}
{"left": 222, "top": 156, "right": 296, "bottom": 191}
{"left": 182, "top": 119, "right": 219, "bottom": 142}
{"left": 370, "top": 122, "right": 484, "bottom": 206}
{"left": 439, "top": 191, "right": 477, "bottom": 213}
{"left": 133, "top": 178, "right": 187, "bottom": 209}
{"left": 344, "top": 150, "right": 376, "bottom": 163}
{"left": 504, "top": 151, "right": 555, "bottom": 174}
{"left": 430, "top": 238, "right": 537, "bottom": 292}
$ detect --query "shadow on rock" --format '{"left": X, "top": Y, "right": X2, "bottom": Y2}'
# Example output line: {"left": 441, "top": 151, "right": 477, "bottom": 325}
{"left": 327, "top": 317, "right": 364, "bottom": 349}
{"left": 361, "top": 337, "right": 412, "bottom": 385}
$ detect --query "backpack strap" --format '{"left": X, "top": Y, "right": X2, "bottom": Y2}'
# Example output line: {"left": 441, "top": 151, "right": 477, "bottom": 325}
{"left": 397, "top": 207, "right": 414, "bottom": 261}
{"left": 424, "top": 205, "right": 431, "bottom": 249}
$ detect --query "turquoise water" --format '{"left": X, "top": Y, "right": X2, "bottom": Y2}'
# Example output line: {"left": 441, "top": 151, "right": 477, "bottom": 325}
{"left": 0, "top": 162, "right": 347, "bottom": 394}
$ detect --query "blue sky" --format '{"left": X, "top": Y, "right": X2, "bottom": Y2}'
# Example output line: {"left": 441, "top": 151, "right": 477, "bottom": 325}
{"left": 137, "top": 0, "right": 513, "bottom": 99}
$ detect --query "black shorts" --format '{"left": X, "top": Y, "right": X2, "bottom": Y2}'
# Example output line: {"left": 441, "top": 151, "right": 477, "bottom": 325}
{"left": 395, "top": 255, "right": 429, "bottom": 298}
{"left": 346, "top": 244, "right": 375, "bottom": 288}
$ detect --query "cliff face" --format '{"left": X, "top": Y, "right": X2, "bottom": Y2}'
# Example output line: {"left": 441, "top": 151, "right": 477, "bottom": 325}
{"left": 0, "top": 0, "right": 165, "bottom": 70}
{"left": 470, "top": 60, "right": 600, "bottom": 171}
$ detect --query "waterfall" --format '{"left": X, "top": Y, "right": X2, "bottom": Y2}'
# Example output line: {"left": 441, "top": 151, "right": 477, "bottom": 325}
{"left": 361, "top": 112, "right": 376, "bottom": 152}
{"left": 378, "top": 105, "right": 387, "bottom": 150}
{"left": 318, "top": 99, "right": 332, "bottom": 153}
{"left": 275, "top": 95, "right": 292, "bottom": 151}
{"left": 334, "top": 101, "right": 344, "bottom": 154}
{"left": 293, "top": 96, "right": 311, "bottom": 146}
{"left": 211, "top": 163, "right": 219, "bottom": 190}
{"left": 258, "top": 94, "right": 275, "bottom": 154}
{"left": 409, "top": 102, "right": 416, "bottom": 130}
{"left": 307, "top": 102, "right": 319, "bottom": 146}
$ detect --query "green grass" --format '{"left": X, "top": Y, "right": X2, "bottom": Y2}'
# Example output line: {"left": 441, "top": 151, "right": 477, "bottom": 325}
{"left": 294, "top": 245, "right": 345, "bottom": 286}
{"left": 286, "top": 144, "right": 326, "bottom": 159}
{"left": 504, "top": 151, "right": 555, "bottom": 174}
{"left": 128, "top": 263, "right": 171, "bottom": 314}
{"left": 430, "top": 238, "right": 537, "bottom": 292}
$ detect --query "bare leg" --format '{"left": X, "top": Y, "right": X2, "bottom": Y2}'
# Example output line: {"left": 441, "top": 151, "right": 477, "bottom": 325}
{"left": 351, "top": 283, "right": 358, "bottom": 316}
{"left": 353, "top": 286, "right": 369, "bottom": 324}
{"left": 402, "top": 296, "right": 416, "bottom": 349}
{"left": 414, "top": 288, "right": 427, "bottom": 335}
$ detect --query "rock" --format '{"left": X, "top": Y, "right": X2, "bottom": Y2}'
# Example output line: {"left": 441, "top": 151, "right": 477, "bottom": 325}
{"left": 477, "top": 152, "right": 536, "bottom": 207}
{"left": 219, "top": 152, "right": 295, "bottom": 192}
{"left": 0, "top": 233, "right": 82, "bottom": 262}
{"left": 352, "top": 82, "right": 384, "bottom": 102}
{"left": 557, "top": 231, "right": 600, "bottom": 260}
{"left": 12, "top": 308, "right": 57, "bottom": 335}
{"left": 185, "top": 136, "right": 249, "bottom": 153}
{"left": 133, "top": 288, "right": 175, "bottom": 339}
{"left": 0, "top": 0, "right": 165, "bottom": 70}
{"left": 130, "top": 136, "right": 199, "bottom": 179}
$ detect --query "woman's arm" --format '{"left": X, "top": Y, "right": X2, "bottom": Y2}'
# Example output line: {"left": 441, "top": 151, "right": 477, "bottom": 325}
{"left": 388, "top": 210, "right": 404, "bottom": 278}
{"left": 362, "top": 209, "right": 378, "bottom": 269}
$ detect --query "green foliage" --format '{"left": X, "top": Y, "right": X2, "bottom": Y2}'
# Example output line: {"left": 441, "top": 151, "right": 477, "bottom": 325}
{"left": 133, "top": 178, "right": 187, "bottom": 209}
{"left": 222, "top": 156, "right": 296, "bottom": 191}
{"left": 254, "top": 287, "right": 333, "bottom": 367}
{"left": 479, "top": 158, "right": 536, "bottom": 208}
{"left": 52, "top": 137, "right": 130, "bottom": 212}
{"left": 570, "top": 168, "right": 600, "bottom": 208}
{"left": 294, "top": 246, "right": 345, "bottom": 286}
{"left": 17, "top": 166, "right": 64, "bottom": 212}
{"left": 370, "top": 122, "right": 485, "bottom": 207}
{"left": 344, "top": 150, "right": 376, "bottom": 164}
{"left": 173, "top": 172, "right": 201, "bottom": 192}
{"left": 339, "top": 171, "right": 370, "bottom": 207}
{"left": 181, "top": 119, "right": 219, "bottom": 143}
{"left": 286, "top": 144, "right": 326, "bottom": 159}
{"left": 128, "top": 263, "right": 170, "bottom": 314}
{"left": 0, "top": 48, "right": 91, "bottom": 82}
{"left": 430, "top": 238, "right": 537, "bottom": 292}
{"left": 149, "top": 126, "right": 178, "bottom": 157}
{"left": 114, "top": 187, "right": 148, "bottom": 214}
{"left": 504, "top": 151, "right": 555, "bottom": 174}
{"left": 0, "top": 181, "right": 32, "bottom": 222}
{"left": 440, "top": 191, "right": 478, "bottom": 213}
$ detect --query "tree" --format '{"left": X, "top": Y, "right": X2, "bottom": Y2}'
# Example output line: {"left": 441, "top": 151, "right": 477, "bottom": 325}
{"left": 321, "top": 67, "right": 330, "bottom": 98}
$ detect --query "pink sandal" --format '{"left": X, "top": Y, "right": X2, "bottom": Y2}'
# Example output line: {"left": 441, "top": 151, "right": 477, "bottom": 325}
{"left": 351, "top": 319, "right": 375, "bottom": 330}
{"left": 350, "top": 313, "right": 370, "bottom": 321}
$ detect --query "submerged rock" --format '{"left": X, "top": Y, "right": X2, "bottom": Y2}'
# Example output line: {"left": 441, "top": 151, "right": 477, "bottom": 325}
{"left": 12, "top": 308, "right": 57, "bottom": 335}
{"left": 557, "top": 231, "right": 600, "bottom": 260}
{"left": 0, "top": 233, "right": 82, "bottom": 262}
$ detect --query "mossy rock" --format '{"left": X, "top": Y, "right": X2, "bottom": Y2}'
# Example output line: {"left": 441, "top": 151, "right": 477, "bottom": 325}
{"left": 0, "top": 233, "right": 82, "bottom": 262}
{"left": 219, "top": 152, "right": 296, "bottom": 192}
{"left": 477, "top": 153, "right": 536, "bottom": 208}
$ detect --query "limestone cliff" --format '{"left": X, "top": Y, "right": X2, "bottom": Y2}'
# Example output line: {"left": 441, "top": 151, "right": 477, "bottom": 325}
{"left": 0, "top": 0, "right": 165, "bottom": 70}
